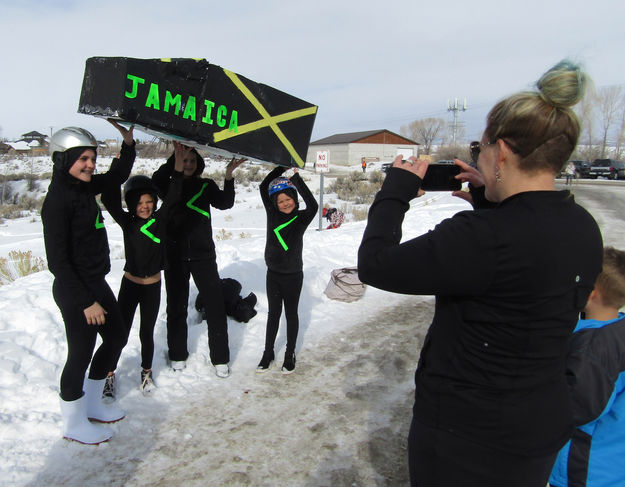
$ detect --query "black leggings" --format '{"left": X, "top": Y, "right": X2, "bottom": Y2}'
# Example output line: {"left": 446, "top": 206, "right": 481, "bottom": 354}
{"left": 264, "top": 270, "right": 303, "bottom": 354}
{"left": 164, "top": 259, "right": 229, "bottom": 364}
{"left": 408, "top": 416, "right": 558, "bottom": 487}
{"left": 53, "top": 278, "right": 126, "bottom": 401}
{"left": 110, "top": 276, "right": 161, "bottom": 370}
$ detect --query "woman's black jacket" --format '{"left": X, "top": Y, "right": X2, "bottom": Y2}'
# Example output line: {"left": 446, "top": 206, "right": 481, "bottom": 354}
{"left": 41, "top": 142, "right": 135, "bottom": 310}
{"left": 358, "top": 168, "right": 603, "bottom": 455}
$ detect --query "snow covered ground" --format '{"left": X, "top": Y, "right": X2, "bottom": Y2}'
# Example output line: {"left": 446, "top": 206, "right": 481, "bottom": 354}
{"left": 0, "top": 156, "right": 623, "bottom": 486}
{"left": 0, "top": 156, "right": 459, "bottom": 486}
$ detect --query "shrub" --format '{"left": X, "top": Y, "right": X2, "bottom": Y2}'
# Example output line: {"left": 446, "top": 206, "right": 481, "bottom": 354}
{"left": 327, "top": 171, "right": 382, "bottom": 205}
{"left": 350, "top": 206, "right": 370, "bottom": 222}
{"left": 0, "top": 250, "right": 47, "bottom": 285}
{"left": 215, "top": 228, "right": 233, "bottom": 240}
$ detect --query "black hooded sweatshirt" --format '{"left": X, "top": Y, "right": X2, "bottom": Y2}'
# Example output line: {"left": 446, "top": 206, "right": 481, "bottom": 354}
{"left": 152, "top": 151, "right": 234, "bottom": 261}
{"left": 260, "top": 166, "right": 318, "bottom": 274}
{"left": 41, "top": 142, "right": 135, "bottom": 309}
{"left": 101, "top": 170, "right": 183, "bottom": 278}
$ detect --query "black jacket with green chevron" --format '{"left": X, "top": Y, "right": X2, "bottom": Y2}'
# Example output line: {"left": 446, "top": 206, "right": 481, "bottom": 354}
{"left": 152, "top": 156, "right": 235, "bottom": 261}
{"left": 101, "top": 171, "right": 183, "bottom": 277}
{"left": 260, "top": 166, "right": 318, "bottom": 274}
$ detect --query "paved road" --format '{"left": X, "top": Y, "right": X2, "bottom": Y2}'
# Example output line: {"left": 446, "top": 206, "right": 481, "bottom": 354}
{"left": 557, "top": 180, "right": 625, "bottom": 248}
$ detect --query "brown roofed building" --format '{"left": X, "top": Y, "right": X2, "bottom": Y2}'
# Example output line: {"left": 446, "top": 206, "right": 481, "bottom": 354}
{"left": 306, "top": 129, "right": 419, "bottom": 167}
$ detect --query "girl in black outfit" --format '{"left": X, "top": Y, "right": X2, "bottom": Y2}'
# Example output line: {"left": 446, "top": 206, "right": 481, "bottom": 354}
{"left": 42, "top": 121, "right": 135, "bottom": 444}
{"left": 358, "top": 61, "right": 604, "bottom": 486}
{"left": 152, "top": 148, "right": 245, "bottom": 378}
{"left": 100, "top": 142, "right": 186, "bottom": 397}
{"left": 257, "top": 166, "right": 318, "bottom": 374}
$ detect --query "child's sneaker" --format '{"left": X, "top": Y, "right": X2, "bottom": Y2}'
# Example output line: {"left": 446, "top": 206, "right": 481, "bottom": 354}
{"left": 102, "top": 373, "right": 116, "bottom": 403}
{"left": 140, "top": 369, "right": 155, "bottom": 395}
{"left": 256, "top": 351, "right": 274, "bottom": 373}
{"left": 281, "top": 352, "right": 296, "bottom": 375}
{"left": 214, "top": 363, "right": 231, "bottom": 378}
{"left": 170, "top": 360, "right": 186, "bottom": 372}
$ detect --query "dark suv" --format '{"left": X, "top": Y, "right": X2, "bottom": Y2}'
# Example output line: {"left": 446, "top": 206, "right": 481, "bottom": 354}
{"left": 572, "top": 160, "right": 591, "bottom": 178}
{"left": 589, "top": 159, "right": 625, "bottom": 180}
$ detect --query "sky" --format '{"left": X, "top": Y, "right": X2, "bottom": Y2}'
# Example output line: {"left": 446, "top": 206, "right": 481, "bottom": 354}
{"left": 1, "top": 0, "right": 624, "bottom": 145}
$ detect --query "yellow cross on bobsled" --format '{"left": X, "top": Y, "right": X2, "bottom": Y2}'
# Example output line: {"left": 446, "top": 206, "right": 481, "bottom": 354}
{"left": 213, "top": 69, "right": 318, "bottom": 168}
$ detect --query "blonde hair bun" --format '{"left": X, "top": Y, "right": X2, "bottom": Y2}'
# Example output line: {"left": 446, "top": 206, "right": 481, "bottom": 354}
{"left": 536, "top": 59, "right": 587, "bottom": 108}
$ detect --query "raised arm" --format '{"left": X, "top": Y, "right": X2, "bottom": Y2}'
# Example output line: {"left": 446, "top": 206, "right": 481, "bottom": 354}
{"left": 290, "top": 171, "right": 318, "bottom": 224}
{"left": 100, "top": 173, "right": 130, "bottom": 226}
{"left": 157, "top": 142, "right": 186, "bottom": 215}
{"left": 260, "top": 166, "right": 287, "bottom": 209}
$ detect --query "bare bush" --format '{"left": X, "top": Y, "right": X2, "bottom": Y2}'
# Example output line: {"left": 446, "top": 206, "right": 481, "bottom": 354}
{"left": 0, "top": 250, "right": 47, "bottom": 285}
{"left": 327, "top": 171, "right": 382, "bottom": 205}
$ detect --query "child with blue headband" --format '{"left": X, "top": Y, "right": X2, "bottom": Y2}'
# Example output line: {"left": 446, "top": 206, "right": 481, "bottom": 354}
{"left": 257, "top": 166, "right": 318, "bottom": 373}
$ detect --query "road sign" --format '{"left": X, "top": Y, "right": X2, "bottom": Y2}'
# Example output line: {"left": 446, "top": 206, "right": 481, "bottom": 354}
{"left": 316, "top": 150, "right": 329, "bottom": 173}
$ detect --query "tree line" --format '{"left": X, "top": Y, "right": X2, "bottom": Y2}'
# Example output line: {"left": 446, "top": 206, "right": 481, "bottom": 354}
{"left": 400, "top": 84, "right": 625, "bottom": 162}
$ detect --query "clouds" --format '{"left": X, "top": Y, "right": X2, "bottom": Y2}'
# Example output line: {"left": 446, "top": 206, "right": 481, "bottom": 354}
{"left": 1, "top": 0, "right": 624, "bottom": 144}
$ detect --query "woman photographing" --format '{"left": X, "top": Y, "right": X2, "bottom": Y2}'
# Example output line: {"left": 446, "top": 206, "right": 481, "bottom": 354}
{"left": 358, "top": 60, "right": 603, "bottom": 486}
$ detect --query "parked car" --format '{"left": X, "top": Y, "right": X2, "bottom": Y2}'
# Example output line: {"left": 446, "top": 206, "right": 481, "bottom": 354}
{"left": 588, "top": 159, "right": 625, "bottom": 180}
{"left": 572, "top": 160, "right": 591, "bottom": 178}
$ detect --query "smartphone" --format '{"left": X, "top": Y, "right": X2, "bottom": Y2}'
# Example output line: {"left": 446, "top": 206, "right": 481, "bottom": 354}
{"left": 421, "top": 163, "right": 462, "bottom": 191}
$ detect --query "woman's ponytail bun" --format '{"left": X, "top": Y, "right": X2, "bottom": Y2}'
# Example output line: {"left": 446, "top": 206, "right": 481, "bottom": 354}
{"left": 536, "top": 59, "right": 587, "bottom": 109}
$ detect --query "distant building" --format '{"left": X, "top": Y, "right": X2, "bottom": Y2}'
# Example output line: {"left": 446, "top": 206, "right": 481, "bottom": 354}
{"left": 14, "top": 131, "right": 49, "bottom": 155}
{"left": 19, "top": 131, "right": 48, "bottom": 145}
{"left": 307, "top": 129, "right": 419, "bottom": 166}
{"left": 7, "top": 141, "right": 31, "bottom": 154}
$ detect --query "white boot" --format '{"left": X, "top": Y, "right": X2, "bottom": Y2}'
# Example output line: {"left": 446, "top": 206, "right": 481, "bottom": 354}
{"left": 60, "top": 395, "right": 113, "bottom": 444}
{"left": 84, "top": 378, "right": 126, "bottom": 423}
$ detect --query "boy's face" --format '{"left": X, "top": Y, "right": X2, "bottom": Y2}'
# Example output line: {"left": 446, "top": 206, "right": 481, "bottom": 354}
{"left": 136, "top": 194, "right": 155, "bottom": 219}
{"left": 276, "top": 193, "right": 295, "bottom": 214}
{"left": 68, "top": 149, "right": 96, "bottom": 182}
{"left": 182, "top": 152, "right": 198, "bottom": 177}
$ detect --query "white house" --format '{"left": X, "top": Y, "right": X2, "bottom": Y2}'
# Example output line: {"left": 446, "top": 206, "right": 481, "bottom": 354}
{"left": 306, "top": 129, "right": 419, "bottom": 167}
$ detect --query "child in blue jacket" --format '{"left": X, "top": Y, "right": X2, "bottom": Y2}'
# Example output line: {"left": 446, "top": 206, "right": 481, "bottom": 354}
{"left": 549, "top": 246, "right": 625, "bottom": 487}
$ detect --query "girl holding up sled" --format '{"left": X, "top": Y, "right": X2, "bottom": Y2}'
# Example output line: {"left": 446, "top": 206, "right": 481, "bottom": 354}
{"left": 152, "top": 146, "right": 246, "bottom": 378}
{"left": 42, "top": 120, "right": 135, "bottom": 444}
{"left": 100, "top": 142, "right": 185, "bottom": 398}
{"left": 257, "top": 166, "right": 318, "bottom": 374}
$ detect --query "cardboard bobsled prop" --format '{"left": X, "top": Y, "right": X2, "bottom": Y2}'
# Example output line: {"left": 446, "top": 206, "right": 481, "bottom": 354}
{"left": 78, "top": 57, "right": 318, "bottom": 168}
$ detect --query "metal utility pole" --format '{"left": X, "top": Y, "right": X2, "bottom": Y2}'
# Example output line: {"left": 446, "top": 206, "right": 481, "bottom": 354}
{"left": 447, "top": 98, "right": 467, "bottom": 145}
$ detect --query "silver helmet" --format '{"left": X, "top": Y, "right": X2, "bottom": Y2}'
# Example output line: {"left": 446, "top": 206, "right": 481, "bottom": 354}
{"left": 49, "top": 127, "right": 97, "bottom": 158}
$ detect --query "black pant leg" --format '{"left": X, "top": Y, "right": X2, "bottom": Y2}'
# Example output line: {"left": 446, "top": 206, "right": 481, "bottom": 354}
{"left": 282, "top": 271, "right": 303, "bottom": 354}
{"left": 138, "top": 280, "right": 161, "bottom": 369}
{"left": 190, "top": 259, "right": 230, "bottom": 365}
{"left": 54, "top": 279, "right": 98, "bottom": 401}
{"left": 408, "top": 416, "right": 558, "bottom": 487}
{"left": 264, "top": 270, "right": 283, "bottom": 352}
{"left": 88, "top": 279, "right": 126, "bottom": 380}
{"left": 111, "top": 276, "right": 140, "bottom": 371}
{"left": 164, "top": 261, "right": 191, "bottom": 362}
